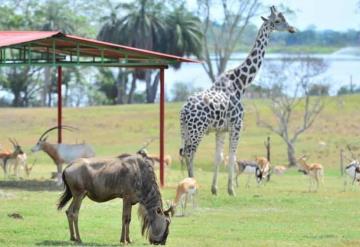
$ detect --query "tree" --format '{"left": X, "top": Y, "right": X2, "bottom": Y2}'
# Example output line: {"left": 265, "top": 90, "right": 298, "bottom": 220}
{"left": 197, "top": 0, "right": 261, "bottom": 82}
{"left": 98, "top": 0, "right": 203, "bottom": 103}
{"left": 171, "top": 82, "right": 203, "bottom": 102}
{"left": 308, "top": 83, "right": 329, "bottom": 96}
{"left": 255, "top": 57, "right": 328, "bottom": 166}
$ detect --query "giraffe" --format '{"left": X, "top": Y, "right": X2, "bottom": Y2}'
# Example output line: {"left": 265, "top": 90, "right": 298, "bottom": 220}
{"left": 179, "top": 6, "right": 296, "bottom": 196}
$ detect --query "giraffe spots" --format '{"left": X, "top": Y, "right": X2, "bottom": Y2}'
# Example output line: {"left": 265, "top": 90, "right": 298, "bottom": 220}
{"left": 246, "top": 58, "right": 251, "bottom": 66}
{"left": 248, "top": 76, "right": 254, "bottom": 84}
{"left": 262, "top": 51, "right": 265, "bottom": 57}
{"left": 234, "top": 69, "right": 240, "bottom": 77}
{"left": 240, "top": 74, "right": 247, "bottom": 83}
{"left": 250, "top": 66, "right": 257, "bottom": 74}
{"left": 253, "top": 58, "right": 258, "bottom": 64}
{"left": 235, "top": 78, "right": 241, "bottom": 88}
{"left": 256, "top": 40, "right": 261, "bottom": 46}
{"left": 251, "top": 50, "right": 257, "bottom": 56}
{"left": 229, "top": 74, "right": 236, "bottom": 80}
{"left": 241, "top": 67, "right": 248, "bottom": 73}
{"left": 259, "top": 61, "right": 262, "bottom": 67}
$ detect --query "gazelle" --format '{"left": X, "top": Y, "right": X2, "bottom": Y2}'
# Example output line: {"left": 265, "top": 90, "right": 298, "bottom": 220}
{"left": 172, "top": 177, "right": 198, "bottom": 216}
{"left": 256, "top": 157, "right": 272, "bottom": 182}
{"left": 297, "top": 155, "right": 324, "bottom": 192}
{"left": 273, "top": 165, "right": 288, "bottom": 176}
{"left": 235, "top": 160, "right": 263, "bottom": 187}
{"left": 31, "top": 126, "right": 95, "bottom": 185}
{"left": 0, "top": 138, "right": 24, "bottom": 177}
{"left": 344, "top": 160, "right": 360, "bottom": 190}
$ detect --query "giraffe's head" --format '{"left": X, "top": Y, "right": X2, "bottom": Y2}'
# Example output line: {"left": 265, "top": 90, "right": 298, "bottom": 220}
{"left": 261, "top": 6, "right": 296, "bottom": 33}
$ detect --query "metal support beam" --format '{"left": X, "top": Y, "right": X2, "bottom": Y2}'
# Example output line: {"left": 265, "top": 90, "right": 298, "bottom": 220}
{"left": 57, "top": 66, "right": 62, "bottom": 144}
{"left": 159, "top": 68, "right": 165, "bottom": 187}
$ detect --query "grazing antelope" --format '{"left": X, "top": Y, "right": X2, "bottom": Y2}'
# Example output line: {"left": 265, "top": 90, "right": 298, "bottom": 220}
{"left": 344, "top": 160, "right": 360, "bottom": 190}
{"left": 256, "top": 157, "right": 272, "bottom": 182}
{"left": 235, "top": 160, "right": 263, "bottom": 187}
{"left": 0, "top": 139, "right": 24, "bottom": 177}
{"left": 172, "top": 177, "right": 198, "bottom": 216}
{"left": 297, "top": 155, "right": 324, "bottom": 192}
{"left": 58, "top": 153, "right": 173, "bottom": 245}
{"left": 273, "top": 165, "right": 288, "bottom": 176}
{"left": 31, "top": 126, "right": 95, "bottom": 185}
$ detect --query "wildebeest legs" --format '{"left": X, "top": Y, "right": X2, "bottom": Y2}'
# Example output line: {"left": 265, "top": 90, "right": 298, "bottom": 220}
{"left": 120, "top": 198, "right": 132, "bottom": 244}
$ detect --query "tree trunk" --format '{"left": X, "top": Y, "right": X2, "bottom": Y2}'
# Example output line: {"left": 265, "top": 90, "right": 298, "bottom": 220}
{"left": 287, "top": 142, "right": 297, "bottom": 166}
{"left": 115, "top": 69, "right": 127, "bottom": 104}
{"left": 42, "top": 67, "right": 51, "bottom": 106}
{"left": 127, "top": 75, "right": 137, "bottom": 104}
{"left": 146, "top": 71, "right": 160, "bottom": 103}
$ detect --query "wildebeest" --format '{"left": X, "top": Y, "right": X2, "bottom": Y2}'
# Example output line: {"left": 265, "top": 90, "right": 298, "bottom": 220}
{"left": 57, "top": 153, "right": 173, "bottom": 245}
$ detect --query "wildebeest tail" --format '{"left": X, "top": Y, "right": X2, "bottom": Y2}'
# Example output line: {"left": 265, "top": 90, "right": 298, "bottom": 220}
{"left": 57, "top": 172, "right": 72, "bottom": 210}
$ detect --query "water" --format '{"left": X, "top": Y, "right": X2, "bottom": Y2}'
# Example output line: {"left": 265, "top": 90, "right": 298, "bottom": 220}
{"left": 165, "top": 48, "right": 360, "bottom": 97}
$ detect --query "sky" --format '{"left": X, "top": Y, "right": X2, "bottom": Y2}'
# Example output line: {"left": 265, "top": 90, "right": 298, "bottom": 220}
{"left": 187, "top": 0, "right": 360, "bottom": 31}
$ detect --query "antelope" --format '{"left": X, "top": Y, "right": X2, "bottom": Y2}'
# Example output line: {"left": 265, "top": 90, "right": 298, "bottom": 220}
{"left": 0, "top": 138, "right": 24, "bottom": 177}
{"left": 273, "top": 165, "right": 288, "bottom": 176}
{"left": 235, "top": 160, "right": 263, "bottom": 187}
{"left": 58, "top": 153, "right": 173, "bottom": 245}
{"left": 297, "top": 155, "right": 324, "bottom": 192}
{"left": 344, "top": 160, "right": 360, "bottom": 190}
{"left": 256, "top": 157, "right": 272, "bottom": 182}
{"left": 31, "top": 126, "right": 95, "bottom": 185}
{"left": 138, "top": 149, "right": 172, "bottom": 168}
{"left": 172, "top": 177, "right": 198, "bottom": 216}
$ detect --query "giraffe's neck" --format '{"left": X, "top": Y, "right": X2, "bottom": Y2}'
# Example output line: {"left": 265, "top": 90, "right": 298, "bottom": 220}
{"left": 226, "top": 22, "right": 273, "bottom": 94}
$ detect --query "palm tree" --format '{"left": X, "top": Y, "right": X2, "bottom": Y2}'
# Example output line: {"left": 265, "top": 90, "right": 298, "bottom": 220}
{"left": 98, "top": 0, "right": 203, "bottom": 103}
{"left": 164, "top": 5, "right": 203, "bottom": 69}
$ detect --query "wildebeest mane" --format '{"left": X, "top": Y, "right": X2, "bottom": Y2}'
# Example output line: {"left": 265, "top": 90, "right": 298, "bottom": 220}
{"left": 136, "top": 156, "right": 164, "bottom": 240}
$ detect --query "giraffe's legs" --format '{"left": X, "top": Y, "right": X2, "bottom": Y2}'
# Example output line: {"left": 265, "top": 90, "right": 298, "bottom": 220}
{"left": 228, "top": 128, "right": 241, "bottom": 196}
{"left": 212, "top": 132, "right": 226, "bottom": 195}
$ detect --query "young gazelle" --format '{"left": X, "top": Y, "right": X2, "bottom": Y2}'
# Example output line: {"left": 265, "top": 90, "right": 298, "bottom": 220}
{"left": 297, "top": 155, "right": 324, "bottom": 191}
{"left": 256, "top": 157, "right": 272, "bottom": 182}
{"left": 0, "top": 139, "right": 24, "bottom": 177}
{"left": 172, "top": 177, "right": 198, "bottom": 216}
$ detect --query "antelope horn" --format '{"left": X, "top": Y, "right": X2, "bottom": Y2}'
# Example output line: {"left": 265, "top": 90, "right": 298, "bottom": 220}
{"left": 347, "top": 144, "right": 356, "bottom": 160}
{"left": 138, "top": 137, "right": 157, "bottom": 153}
{"left": 39, "top": 125, "right": 79, "bottom": 141}
{"left": 8, "top": 138, "right": 16, "bottom": 147}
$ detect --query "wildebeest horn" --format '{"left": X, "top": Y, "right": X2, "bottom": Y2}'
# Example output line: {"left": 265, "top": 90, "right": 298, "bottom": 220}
{"left": 39, "top": 125, "right": 78, "bottom": 141}
{"left": 164, "top": 205, "right": 175, "bottom": 217}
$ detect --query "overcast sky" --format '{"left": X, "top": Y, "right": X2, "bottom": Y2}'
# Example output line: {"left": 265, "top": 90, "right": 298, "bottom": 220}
{"left": 187, "top": 0, "right": 360, "bottom": 31}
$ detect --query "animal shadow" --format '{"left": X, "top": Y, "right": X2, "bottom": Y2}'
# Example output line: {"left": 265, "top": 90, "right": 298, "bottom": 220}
{"left": 0, "top": 179, "right": 61, "bottom": 191}
{"left": 36, "top": 240, "right": 119, "bottom": 246}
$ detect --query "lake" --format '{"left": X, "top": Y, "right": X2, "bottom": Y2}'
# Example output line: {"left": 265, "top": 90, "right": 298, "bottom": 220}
{"left": 165, "top": 48, "right": 360, "bottom": 97}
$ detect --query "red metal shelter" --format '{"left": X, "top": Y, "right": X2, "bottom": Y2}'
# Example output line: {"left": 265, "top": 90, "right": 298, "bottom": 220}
{"left": 0, "top": 31, "right": 200, "bottom": 186}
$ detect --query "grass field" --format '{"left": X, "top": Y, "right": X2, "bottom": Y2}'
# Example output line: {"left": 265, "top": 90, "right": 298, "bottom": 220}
{"left": 1, "top": 95, "right": 360, "bottom": 246}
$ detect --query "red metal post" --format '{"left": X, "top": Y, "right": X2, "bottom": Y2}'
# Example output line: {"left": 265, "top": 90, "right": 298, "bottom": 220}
{"left": 57, "top": 66, "right": 62, "bottom": 144}
{"left": 159, "top": 68, "right": 165, "bottom": 187}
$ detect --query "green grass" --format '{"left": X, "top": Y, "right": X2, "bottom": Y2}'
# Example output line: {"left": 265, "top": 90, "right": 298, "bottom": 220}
{"left": 1, "top": 95, "right": 360, "bottom": 246}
